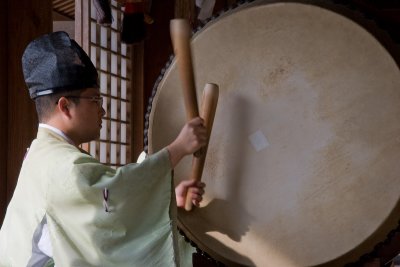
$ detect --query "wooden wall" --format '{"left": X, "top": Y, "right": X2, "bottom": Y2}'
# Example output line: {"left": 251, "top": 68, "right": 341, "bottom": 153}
{"left": 0, "top": 0, "right": 52, "bottom": 224}
{"left": 143, "top": 0, "right": 232, "bottom": 108}
{"left": 143, "top": 1, "right": 175, "bottom": 114}
{"left": 0, "top": 0, "right": 8, "bottom": 223}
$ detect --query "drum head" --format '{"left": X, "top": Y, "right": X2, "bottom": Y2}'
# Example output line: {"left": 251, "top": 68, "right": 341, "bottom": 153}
{"left": 147, "top": 1, "right": 400, "bottom": 266}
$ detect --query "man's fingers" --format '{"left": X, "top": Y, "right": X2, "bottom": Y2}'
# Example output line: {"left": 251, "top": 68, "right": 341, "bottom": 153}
{"left": 180, "top": 179, "right": 197, "bottom": 188}
{"left": 188, "top": 116, "right": 204, "bottom": 125}
{"left": 175, "top": 180, "right": 206, "bottom": 208}
{"left": 190, "top": 186, "right": 205, "bottom": 195}
{"left": 188, "top": 182, "right": 205, "bottom": 206}
{"left": 183, "top": 181, "right": 205, "bottom": 192}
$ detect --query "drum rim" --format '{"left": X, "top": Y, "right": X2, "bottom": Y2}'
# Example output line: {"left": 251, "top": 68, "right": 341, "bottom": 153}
{"left": 144, "top": 0, "right": 400, "bottom": 266}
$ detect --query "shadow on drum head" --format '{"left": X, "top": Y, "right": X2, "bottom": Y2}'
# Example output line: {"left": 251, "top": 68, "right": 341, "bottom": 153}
{"left": 180, "top": 198, "right": 255, "bottom": 267}
{"left": 179, "top": 96, "right": 256, "bottom": 266}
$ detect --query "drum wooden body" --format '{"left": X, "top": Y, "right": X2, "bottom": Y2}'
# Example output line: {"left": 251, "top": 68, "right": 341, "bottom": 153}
{"left": 147, "top": 1, "right": 400, "bottom": 266}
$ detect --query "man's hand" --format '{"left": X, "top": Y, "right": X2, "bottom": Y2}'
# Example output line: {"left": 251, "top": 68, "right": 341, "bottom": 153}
{"left": 175, "top": 180, "right": 206, "bottom": 208}
{"left": 167, "top": 117, "right": 207, "bottom": 167}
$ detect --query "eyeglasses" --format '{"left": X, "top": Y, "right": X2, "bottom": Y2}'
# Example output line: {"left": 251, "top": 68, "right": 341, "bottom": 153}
{"left": 56, "top": 96, "right": 104, "bottom": 107}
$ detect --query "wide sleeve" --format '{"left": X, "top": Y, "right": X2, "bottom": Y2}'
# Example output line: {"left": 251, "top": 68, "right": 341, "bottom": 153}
{"left": 46, "top": 148, "right": 179, "bottom": 267}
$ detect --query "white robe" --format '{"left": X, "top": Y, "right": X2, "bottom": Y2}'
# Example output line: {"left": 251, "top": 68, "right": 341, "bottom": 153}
{"left": 0, "top": 127, "right": 193, "bottom": 266}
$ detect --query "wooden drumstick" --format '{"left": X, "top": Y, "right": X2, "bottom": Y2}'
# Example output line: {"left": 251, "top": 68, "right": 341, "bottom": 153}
{"left": 185, "top": 83, "right": 219, "bottom": 211}
{"left": 170, "top": 19, "right": 199, "bottom": 120}
{"left": 170, "top": 19, "right": 219, "bottom": 210}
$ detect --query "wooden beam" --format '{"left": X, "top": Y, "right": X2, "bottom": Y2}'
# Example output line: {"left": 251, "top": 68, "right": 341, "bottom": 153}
{"left": 75, "top": 0, "right": 90, "bottom": 52}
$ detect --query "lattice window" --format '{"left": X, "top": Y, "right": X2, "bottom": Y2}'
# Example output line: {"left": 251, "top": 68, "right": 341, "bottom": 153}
{"left": 76, "top": 0, "right": 132, "bottom": 168}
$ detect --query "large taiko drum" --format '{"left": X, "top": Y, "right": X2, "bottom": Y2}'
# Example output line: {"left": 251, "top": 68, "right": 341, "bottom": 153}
{"left": 146, "top": 1, "right": 400, "bottom": 266}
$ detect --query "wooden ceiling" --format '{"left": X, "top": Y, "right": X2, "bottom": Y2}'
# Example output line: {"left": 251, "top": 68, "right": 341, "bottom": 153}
{"left": 53, "top": 0, "right": 75, "bottom": 20}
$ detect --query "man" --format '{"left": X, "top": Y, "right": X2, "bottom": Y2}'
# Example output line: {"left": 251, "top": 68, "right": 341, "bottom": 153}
{"left": 0, "top": 31, "right": 206, "bottom": 266}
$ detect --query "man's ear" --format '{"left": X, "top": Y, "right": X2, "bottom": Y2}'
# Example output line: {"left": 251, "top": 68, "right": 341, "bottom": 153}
{"left": 57, "top": 97, "right": 72, "bottom": 118}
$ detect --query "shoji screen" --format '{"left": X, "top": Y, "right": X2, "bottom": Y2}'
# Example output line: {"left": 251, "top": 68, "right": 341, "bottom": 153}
{"left": 76, "top": 0, "right": 132, "bottom": 168}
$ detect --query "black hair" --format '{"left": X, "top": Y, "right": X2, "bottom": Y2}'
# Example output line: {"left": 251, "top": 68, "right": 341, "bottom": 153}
{"left": 34, "top": 89, "right": 85, "bottom": 122}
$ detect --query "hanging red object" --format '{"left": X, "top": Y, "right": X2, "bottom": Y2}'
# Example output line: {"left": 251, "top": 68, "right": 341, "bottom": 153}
{"left": 121, "top": 0, "right": 146, "bottom": 44}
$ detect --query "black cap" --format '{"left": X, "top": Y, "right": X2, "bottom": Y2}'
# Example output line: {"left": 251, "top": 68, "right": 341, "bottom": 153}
{"left": 22, "top": 31, "right": 99, "bottom": 99}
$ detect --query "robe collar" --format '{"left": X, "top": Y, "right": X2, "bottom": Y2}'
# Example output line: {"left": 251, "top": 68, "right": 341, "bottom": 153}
{"left": 38, "top": 123, "right": 75, "bottom": 146}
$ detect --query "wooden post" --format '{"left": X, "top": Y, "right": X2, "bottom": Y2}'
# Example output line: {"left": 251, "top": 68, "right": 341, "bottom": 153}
{"left": 0, "top": 0, "right": 52, "bottom": 224}
{"left": 131, "top": 43, "right": 144, "bottom": 161}
{"left": 0, "top": 0, "right": 8, "bottom": 224}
